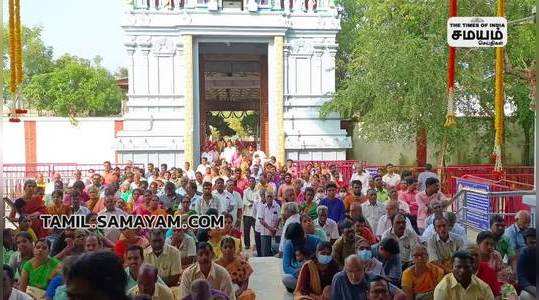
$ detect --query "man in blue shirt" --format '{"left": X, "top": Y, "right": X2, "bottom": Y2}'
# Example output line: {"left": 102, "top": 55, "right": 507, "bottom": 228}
{"left": 319, "top": 183, "right": 346, "bottom": 223}
{"left": 504, "top": 210, "right": 531, "bottom": 253}
{"left": 517, "top": 228, "right": 536, "bottom": 299}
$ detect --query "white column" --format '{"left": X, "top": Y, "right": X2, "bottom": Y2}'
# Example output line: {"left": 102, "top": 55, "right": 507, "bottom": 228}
{"left": 327, "top": 48, "right": 337, "bottom": 93}
{"left": 183, "top": 35, "right": 194, "bottom": 166}
{"left": 313, "top": 48, "right": 323, "bottom": 95}
{"left": 140, "top": 46, "right": 151, "bottom": 95}
{"left": 288, "top": 54, "right": 296, "bottom": 95}
{"left": 274, "top": 36, "right": 285, "bottom": 164}
{"left": 126, "top": 47, "right": 136, "bottom": 95}
{"left": 284, "top": 45, "right": 290, "bottom": 95}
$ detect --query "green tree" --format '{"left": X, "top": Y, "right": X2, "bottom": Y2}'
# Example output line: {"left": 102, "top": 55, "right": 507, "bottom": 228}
{"left": 23, "top": 55, "right": 123, "bottom": 117}
{"left": 325, "top": 0, "right": 535, "bottom": 165}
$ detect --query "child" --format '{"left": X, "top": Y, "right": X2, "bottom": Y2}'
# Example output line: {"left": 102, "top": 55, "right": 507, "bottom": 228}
{"left": 292, "top": 249, "right": 307, "bottom": 269}
{"left": 16, "top": 215, "right": 38, "bottom": 242}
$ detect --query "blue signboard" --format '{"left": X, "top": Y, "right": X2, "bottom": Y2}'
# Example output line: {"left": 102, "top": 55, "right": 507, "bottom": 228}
{"left": 456, "top": 179, "right": 491, "bottom": 230}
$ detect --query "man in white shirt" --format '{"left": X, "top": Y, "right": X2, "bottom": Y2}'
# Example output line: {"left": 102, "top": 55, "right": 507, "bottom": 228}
{"left": 224, "top": 179, "right": 242, "bottom": 225}
{"left": 4, "top": 265, "right": 32, "bottom": 300}
{"left": 314, "top": 205, "right": 339, "bottom": 243}
{"left": 361, "top": 189, "right": 386, "bottom": 232}
{"left": 183, "top": 162, "right": 196, "bottom": 180}
{"left": 257, "top": 192, "right": 281, "bottom": 257}
{"left": 196, "top": 157, "right": 210, "bottom": 175}
{"left": 195, "top": 182, "right": 223, "bottom": 214}
{"left": 242, "top": 177, "right": 258, "bottom": 250}
{"left": 252, "top": 189, "right": 266, "bottom": 256}
{"left": 221, "top": 140, "right": 237, "bottom": 164}
{"left": 381, "top": 164, "right": 401, "bottom": 189}
{"left": 417, "top": 163, "right": 439, "bottom": 192}
{"left": 98, "top": 191, "right": 128, "bottom": 242}
{"left": 375, "top": 200, "right": 413, "bottom": 237}
{"left": 381, "top": 213, "right": 419, "bottom": 267}
{"left": 71, "top": 194, "right": 91, "bottom": 216}
{"left": 349, "top": 163, "right": 371, "bottom": 196}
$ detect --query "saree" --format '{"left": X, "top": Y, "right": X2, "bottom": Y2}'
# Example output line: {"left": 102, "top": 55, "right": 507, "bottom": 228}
{"left": 17, "top": 196, "right": 49, "bottom": 238}
{"left": 216, "top": 257, "right": 255, "bottom": 300}
{"left": 294, "top": 261, "right": 322, "bottom": 300}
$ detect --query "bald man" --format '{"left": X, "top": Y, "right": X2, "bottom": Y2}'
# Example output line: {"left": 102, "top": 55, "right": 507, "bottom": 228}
{"left": 331, "top": 255, "right": 406, "bottom": 300}
{"left": 504, "top": 210, "right": 531, "bottom": 252}
{"left": 127, "top": 263, "right": 174, "bottom": 300}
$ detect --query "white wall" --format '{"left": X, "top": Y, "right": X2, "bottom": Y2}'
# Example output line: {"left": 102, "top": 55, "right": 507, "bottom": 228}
{"left": 1, "top": 120, "right": 26, "bottom": 163}
{"left": 2, "top": 118, "right": 119, "bottom": 164}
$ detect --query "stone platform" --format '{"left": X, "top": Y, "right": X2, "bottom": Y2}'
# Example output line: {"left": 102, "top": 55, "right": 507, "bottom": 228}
{"left": 248, "top": 257, "right": 293, "bottom": 300}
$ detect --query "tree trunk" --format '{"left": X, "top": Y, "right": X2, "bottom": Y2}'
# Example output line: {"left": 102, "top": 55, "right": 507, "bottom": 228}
{"left": 522, "top": 127, "right": 531, "bottom": 165}
{"left": 416, "top": 128, "right": 427, "bottom": 167}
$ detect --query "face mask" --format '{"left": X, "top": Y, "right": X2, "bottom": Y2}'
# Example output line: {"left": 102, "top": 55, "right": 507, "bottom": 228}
{"left": 339, "top": 192, "right": 347, "bottom": 199}
{"left": 357, "top": 249, "right": 372, "bottom": 261}
{"left": 317, "top": 254, "right": 332, "bottom": 265}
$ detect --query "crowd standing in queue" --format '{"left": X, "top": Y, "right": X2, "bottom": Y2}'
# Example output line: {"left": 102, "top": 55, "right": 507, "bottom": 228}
{"left": 3, "top": 140, "right": 536, "bottom": 300}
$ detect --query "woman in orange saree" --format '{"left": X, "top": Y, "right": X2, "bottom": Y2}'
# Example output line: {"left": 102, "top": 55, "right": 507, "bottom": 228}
{"left": 215, "top": 237, "right": 256, "bottom": 300}
{"left": 10, "top": 180, "right": 49, "bottom": 239}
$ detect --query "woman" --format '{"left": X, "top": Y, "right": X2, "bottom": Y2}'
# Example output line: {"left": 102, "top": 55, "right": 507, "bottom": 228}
{"left": 20, "top": 239, "right": 61, "bottom": 298}
{"left": 223, "top": 213, "right": 242, "bottom": 239}
{"left": 215, "top": 237, "right": 256, "bottom": 300}
{"left": 54, "top": 229, "right": 87, "bottom": 260}
{"left": 401, "top": 245, "right": 444, "bottom": 300}
{"left": 9, "top": 231, "right": 34, "bottom": 279}
{"left": 47, "top": 190, "right": 70, "bottom": 216}
{"left": 114, "top": 229, "right": 149, "bottom": 261}
{"left": 299, "top": 187, "right": 318, "bottom": 220}
{"left": 133, "top": 190, "right": 153, "bottom": 216}
{"left": 294, "top": 241, "right": 339, "bottom": 300}
{"left": 300, "top": 214, "right": 327, "bottom": 242}
{"left": 10, "top": 179, "right": 49, "bottom": 238}
{"left": 476, "top": 231, "right": 514, "bottom": 284}
{"left": 119, "top": 181, "right": 133, "bottom": 203}
{"left": 86, "top": 186, "right": 101, "bottom": 212}
{"left": 207, "top": 227, "right": 242, "bottom": 260}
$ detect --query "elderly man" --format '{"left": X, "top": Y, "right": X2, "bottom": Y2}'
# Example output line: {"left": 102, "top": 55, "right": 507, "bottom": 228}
{"left": 375, "top": 200, "right": 413, "bottom": 238}
{"left": 433, "top": 251, "right": 494, "bottom": 299}
{"left": 381, "top": 214, "right": 419, "bottom": 268}
{"left": 426, "top": 215, "right": 464, "bottom": 274}
{"left": 144, "top": 230, "right": 182, "bottom": 287}
{"left": 361, "top": 189, "right": 386, "bottom": 232}
{"left": 504, "top": 210, "right": 531, "bottom": 253}
{"left": 179, "top": 242, "right": 235, "bottom": 300}
{"left": 420, "top": 212, "right": 465, "bottom": 243}
{"left": 330, "top": 255, "right": 405, "bottom": 300}
{"left": 278, "top": 202, "right": 301, "bottom": 253}
{"left": 128, "top": 263, "right": 174, "bottom": 300}
{"left": 315, "top": 205, "right": 340, "bottom": 244}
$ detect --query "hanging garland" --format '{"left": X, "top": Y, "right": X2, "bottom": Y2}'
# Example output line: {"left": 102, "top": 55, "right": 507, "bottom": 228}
{"left": 8, "top": 0, "right": 26, "bottom": 122}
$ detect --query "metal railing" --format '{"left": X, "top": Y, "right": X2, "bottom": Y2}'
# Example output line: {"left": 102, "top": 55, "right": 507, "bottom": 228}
{"left": 452, "top": 188, "right": 536, "bottom": 235}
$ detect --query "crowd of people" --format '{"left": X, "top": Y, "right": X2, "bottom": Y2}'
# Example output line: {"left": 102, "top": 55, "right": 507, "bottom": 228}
{"left": 2, "top": 142, "right": 536, "bottom": 300}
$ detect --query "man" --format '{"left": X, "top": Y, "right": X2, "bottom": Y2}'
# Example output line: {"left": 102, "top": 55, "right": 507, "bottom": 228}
{"left": 45, "top": 172, "right": 63, "bottom": 200}
{"left": 3, "top": 264, "right": 33, "bottom": 300}
{"left": 166, "top": 227, "right": 196, "bottom": 269}
{"left": 332, "top": 220, "right": 366, "bottom": 267}
{"left": 196, "top": 157, "right": 210, "bottom": 175}
{"left": 277, "top": 173, "right": 294, "bottom": 203}
{"left": 420, "top": 212, "right": 466, "bottom": 243}
{"left": 489, "top": 214, "right": 516, "bottom": 263}
{"left": 224, "top": 179, "right": 242, "bottom": 225}
{"left": 350, "top": 163, "right": 370, "bottom": 196}
{"left": 361, "top": 189, "right": 386, "bottom": 233}
{"left": 427, "top": 215, "right": 464, "bottom": 273}
{"left": 417, "top": 163, "right": 438, "bottom": 192}
{"left": 144, "top": 230, "right": 182, "bottom": 287}
{"left": 98, "top": 189, "right": 127, "bottom": 242}
{"left": 86, "top": 173, "right": 105, "bottom": 196}
{"left": 367, "top": 276, "right": 393, "bottom": 300}
{"left": 381, "top": 214, "right": 419, "bottom": 268}
{"left": 258, "top": 192, "right": 281, "bottom": 257}
{"left": 278, "top": 202, "right": 301, "bottom": 253}
{"left": 84, "top": 234, "right": 102, "bottom": 252}
{"left": 415, "top": 177, "right": 451, "bottom": 232}
{"left": 242, "top": 177, "right": 258, "bottom": 250}
{"left": 212, "top": 178, "right": 232, "bottom": 215}
{"left": 398, "top": 177, "right": 419, "bottom": 232}
{"left": 194, "top": 182, "right": 223, "bottom": 214}
{"left": 125, "top": 245, "right": 167, "bottom": 291}
{"left": 433, "top": 251, "right": 494, "bottom": 299}
{"left": 319, "top": 183, "right": 346, "bottom": 223}
{"left": 175, "top": 176, "right": 189, "bottom": 197}
{"left": 159, "top": 182, "right": 182, "bottom": 212}
{"left": 103, "top": 161, "right": 117, "bottom": 185}
{"left": 179, "top": 242, "right": 235, "bottom": 300}
{"left": 330, "top": 255, "right": 404, "bottom": 300}
{"left": 348, "top": 202, "right": 364, "bottom": 221}
{"left": 344, "top": 180, "right": 365, "bottom": 211}
{"left": 372, "top": 175, "right": 389, "bottom": 203}
{"left": 183, "top": 279, "right": 230, "bottom": 300}
{"left": 517, "top": 228, "right": 536, "bottom": 300}
{"left": 315, "top": 205, "right": 340, "bottom": 244}
{"left": 381, "top": 164, "right": 401, "bottom": 189}
{"left": 183, "top": 162, "right": 196, "bottom": 180}
{"left": 375, "top": 201, "right": 413, "bottom": 238}
{"left": 371, "top": 238, "right": 402, "bottom": 287}
{"left": 71, "top": 192, "right": 91, "bottom": 216}
{"left": 127, "top": 263, "right": 174, "bottom": 300}
{"left": 504, "top": 210, "right": 531, "bottom": 253}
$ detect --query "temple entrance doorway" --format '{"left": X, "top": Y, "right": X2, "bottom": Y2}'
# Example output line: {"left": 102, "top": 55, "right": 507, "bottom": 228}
{"left": 199, "top": 42, "right": 268, "bottom": 155}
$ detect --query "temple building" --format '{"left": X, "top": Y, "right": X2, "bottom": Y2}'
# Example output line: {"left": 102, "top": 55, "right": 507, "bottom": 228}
{"left": 115, "top": 0, "right": 351, "bottom": 166}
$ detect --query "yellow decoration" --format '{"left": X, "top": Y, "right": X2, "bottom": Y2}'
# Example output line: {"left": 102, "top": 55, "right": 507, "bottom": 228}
{"left": 493, "top": 0, "right": 505, "bottom": 172}
{"left": 183, "top": 34, "right": 194, "bottom": 166}
{"left": 274, "top": 36, "right": 285, "bottom": 165}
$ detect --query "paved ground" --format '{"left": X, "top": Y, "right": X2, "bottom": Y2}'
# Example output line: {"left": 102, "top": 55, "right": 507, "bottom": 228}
{"left": 248, "top": 257, "right": 293, "bottom": 300}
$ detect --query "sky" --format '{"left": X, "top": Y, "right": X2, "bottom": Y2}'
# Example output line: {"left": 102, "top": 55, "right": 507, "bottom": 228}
{"left": 3, "top": 0, "right": 126, "bottom": 72}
